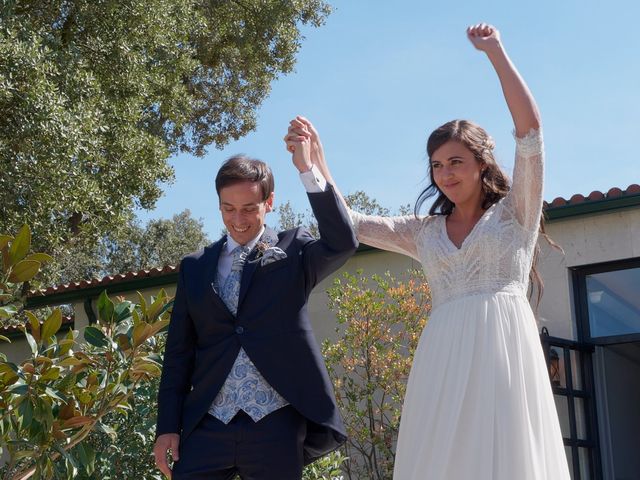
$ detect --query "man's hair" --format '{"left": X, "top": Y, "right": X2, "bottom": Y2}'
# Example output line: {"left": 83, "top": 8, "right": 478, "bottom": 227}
{"left": 215, "top": 155, "right": 274, "bottom": 201}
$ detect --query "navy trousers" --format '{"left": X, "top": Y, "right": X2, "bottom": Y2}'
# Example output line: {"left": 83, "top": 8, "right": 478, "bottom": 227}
{"left": 172, "top": 406, "right": 306, "bottom": 480}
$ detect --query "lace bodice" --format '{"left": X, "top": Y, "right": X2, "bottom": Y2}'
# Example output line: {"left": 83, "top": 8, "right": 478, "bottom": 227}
{"left": 350, "top": 129, "right": 544, "bottom": 309}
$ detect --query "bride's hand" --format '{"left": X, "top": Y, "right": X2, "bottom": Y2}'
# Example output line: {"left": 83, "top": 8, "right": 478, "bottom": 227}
{"left": 289, "top": 116, "right": 325, "bottom": 168}
{"left": 466, "top": 23, "right": 501, "bottom": 53}
{"left": 284, "top": 121, "right": 312, "bottom": 173}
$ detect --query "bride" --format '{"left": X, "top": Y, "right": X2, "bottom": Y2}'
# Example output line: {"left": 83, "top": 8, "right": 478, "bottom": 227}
{"left": 285, "top": 23, "right": 570, "bottom": 480}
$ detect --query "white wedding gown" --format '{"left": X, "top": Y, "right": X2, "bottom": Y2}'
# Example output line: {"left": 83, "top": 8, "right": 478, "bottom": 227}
{"left": 349, "top": 129, "right": 570, "bottom": 479}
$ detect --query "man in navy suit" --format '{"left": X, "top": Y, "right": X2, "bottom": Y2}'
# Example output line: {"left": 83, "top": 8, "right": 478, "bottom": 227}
{"left": 153, "top": 125, "right": 357, "bottom": 479}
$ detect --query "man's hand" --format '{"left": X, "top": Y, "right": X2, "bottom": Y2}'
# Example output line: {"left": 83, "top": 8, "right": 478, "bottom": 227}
{"left": 284, "top": 119, "right": 312, "bottom": 173}
{"left": 287, "top": 116, "right": 325, "bottom": 169}
{"left": 154, "top": 433, "right": 180, "bottom": 479}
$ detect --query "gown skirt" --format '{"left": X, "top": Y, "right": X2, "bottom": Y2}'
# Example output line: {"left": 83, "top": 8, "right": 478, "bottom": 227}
{"left": 393, "top": 291, "right": 570, "bottom": 480}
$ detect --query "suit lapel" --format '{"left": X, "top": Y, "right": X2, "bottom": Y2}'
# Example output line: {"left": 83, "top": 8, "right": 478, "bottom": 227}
{"left": 204, "top": 236, "right": 234, "bottom": 315}
{"left": 236, "top": 226, "right": 280, "bottom": 310}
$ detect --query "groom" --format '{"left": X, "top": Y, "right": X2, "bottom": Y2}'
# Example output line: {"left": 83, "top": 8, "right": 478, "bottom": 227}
{"left": 153, "top": 131, "right": 357, "bottom": 479}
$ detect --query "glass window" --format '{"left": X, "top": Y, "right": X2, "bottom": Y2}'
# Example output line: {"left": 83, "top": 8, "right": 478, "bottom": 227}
{"left": 585, "top": 267, "right": 640, "bottom": 338}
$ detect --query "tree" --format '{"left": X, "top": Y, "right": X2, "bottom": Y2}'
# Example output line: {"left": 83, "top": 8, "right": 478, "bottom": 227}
{"left": 276, "top": 200, "right": 319, "bottom": 238}
{"left": 276, "top": 191, "right": 410, "bottom": 239}
{"left": 0, "top": 0, "right": 331, "bottom": 266}
{"left": 49, "top": 210, "right": 210, "bottom": 285}
{"left": 324, "top": 270, "right": 431, "bottom": 480}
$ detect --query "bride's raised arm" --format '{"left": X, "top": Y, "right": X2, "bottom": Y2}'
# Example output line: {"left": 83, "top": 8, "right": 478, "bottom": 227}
{"left": 469, "top": 24, "right": 544, "bottom": 230}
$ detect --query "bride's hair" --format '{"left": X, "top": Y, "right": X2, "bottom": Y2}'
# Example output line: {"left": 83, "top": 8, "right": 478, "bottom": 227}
{"left": 414, "top": 119, "right": 558, "bottom": 307}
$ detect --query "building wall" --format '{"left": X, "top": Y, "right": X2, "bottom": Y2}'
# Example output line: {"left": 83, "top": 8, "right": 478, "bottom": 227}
{"left": 307, "top": 248, "right": 418, "bottom": 343}
{"left": 536, "top": 208, "right": 640, "bottom": 341}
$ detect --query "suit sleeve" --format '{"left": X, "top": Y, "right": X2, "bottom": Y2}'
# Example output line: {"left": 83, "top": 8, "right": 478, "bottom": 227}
{"left": 302, "top": 183, "right": 359, "bottom": 290}
{"left": 156, "top": 260, "right": 196, "bottom": 436}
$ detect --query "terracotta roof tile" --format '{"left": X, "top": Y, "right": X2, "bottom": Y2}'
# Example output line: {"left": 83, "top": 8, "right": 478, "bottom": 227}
{"left": 1, "top": 315, "right": 74, "bottom": 334}
{"left": 30, "top": 265, "right": 179, "bottom": 299}
{"left": 544, "top": 183, "right": 639, "bottom": 209}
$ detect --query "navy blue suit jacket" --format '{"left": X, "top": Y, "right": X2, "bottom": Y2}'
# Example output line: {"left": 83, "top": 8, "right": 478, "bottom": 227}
{"left": 156, "top": 185, "right": 358, "bottom": 464}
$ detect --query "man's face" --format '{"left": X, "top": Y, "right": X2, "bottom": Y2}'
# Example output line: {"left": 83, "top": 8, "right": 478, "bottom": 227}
{"left": 219, "top": 181, "right": 274, "bottom": 245}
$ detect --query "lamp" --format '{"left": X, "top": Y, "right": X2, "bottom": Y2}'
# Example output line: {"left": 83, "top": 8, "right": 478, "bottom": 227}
{"left": 540, "top": 327, "right": 562, "bottom": 388}
{"left": 549, "top": 348, "right": 561, "bottom": 387}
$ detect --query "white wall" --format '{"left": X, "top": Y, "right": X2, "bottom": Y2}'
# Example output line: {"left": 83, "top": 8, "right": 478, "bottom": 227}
{"left": 536, "top": 208, "right": 640, "bottom": 341}
{"left": 307, "top": 248, "right": 418, "bottom": 343}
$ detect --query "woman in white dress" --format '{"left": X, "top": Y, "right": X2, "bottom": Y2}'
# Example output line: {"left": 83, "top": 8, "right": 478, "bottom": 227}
{"left": 285, "top": 24, "right": 570, "bottom": 479}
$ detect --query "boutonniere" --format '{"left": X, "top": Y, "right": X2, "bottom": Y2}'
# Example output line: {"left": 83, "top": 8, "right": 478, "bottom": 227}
{"left": 250, "top": 241, "right": 287, "bottom": 266}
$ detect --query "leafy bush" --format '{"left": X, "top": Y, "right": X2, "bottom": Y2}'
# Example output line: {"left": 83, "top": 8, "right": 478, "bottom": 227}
{"left": 0, "top": 226, "right": 170, "bottom": 480}
{"left": 324, "top": 270, "right": 431, "bottom": 480}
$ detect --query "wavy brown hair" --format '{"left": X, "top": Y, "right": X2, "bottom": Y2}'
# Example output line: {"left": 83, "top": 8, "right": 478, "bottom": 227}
{"left": 414, "top": 119, "right": 556, "bottom": 307}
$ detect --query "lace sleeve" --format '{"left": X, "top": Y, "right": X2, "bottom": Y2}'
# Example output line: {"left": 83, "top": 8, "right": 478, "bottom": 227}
{"left": 504, "top": 128, "right": 544, "bottom": 231}
{"left": 348, "top": 209, "right": 423, "bottom": 261}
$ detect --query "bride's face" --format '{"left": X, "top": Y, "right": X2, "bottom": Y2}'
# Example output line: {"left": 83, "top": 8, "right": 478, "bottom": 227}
{"left": 430, "top": 140, "right": 485, "bottom": 209}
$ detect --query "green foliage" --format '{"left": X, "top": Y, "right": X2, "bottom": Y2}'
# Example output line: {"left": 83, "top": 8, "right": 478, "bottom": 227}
{"left": 276, "top": 200, "right": 319, "bottom": 238}
{"left": 0, "top": 226, "right": 172, "bottom": 480}
{"left": 302, "top": 450, "right": 347, "bottom": 479}
{"left": 344, "top": 192, "right": 390, "bottom": 216}
{"left": 53, "top": 209, "right": 210, "bottom": 285}
{"left": 75, "top": 377, "right": 162, "bottom": 480}
{"left": 0, "top": 225, "right": 53, "bottom": 328}
{"left": 277, "top": 191, "right": 407, "bottom": 239}
{"left": 0, "top": 0, "right": 331, "bottom": 269}
{"left": 324, "top": 270, "right": 431, "bottom": 480}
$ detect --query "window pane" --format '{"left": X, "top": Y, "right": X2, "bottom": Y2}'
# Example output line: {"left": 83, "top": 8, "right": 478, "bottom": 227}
{"left": 579, "top": 447, "right": 591, "bottom": 480}
{"left": 554, "top": 394, "right": 570, "bottom": 438}
{"left": 574, "top": 397, "right": 588, "bottom": 441}
{"left": 586, "top": 267, "right": 640, "bottom": 338}
{"left": 570, "top": 350, "right": 583, "bottom": 391}
{"left": 565, "top": 446, "right": 575, "bottom": 478}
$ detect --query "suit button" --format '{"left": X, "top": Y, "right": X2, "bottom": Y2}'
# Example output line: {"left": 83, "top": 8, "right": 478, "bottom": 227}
{"left": 235, "top": 326, "right": 244, "bottom": 334}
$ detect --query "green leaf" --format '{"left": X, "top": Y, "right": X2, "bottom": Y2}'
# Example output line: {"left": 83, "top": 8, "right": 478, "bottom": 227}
{"left": 44, "top": 386, "right": 66, "bottom": 402}
{"left": 0, "top": 334, "right": 11, "bottom": 343}
{"left": 8, "top": 225, "right": 31, "bottom": 266}
{"left": 59, "top": 329, "right": 75, "bottom": 355}
{"left": 25, "top": 311, "right": 41, "bottom": 343}
{"left": 114, "top": 301, "right": 133, "bottom": 323}
{"left": 0, "top": 234, "right": 13, "bottom": 250}
{"left": 18, "top": 398, "right": 33, "bottom": 428}
{"left": 136, "top": 291, "right": 148, "bottom": 315}
{"left": 24, "top": 253, "right": 54, "bottom": 264}
{"left": 53, "top": 441, "right": 78, "bottom": 477}
{"left": 0, "top": 305, "right": 18, "bottom": 319}
{"left": 12, "top": 450, "right": 36, "bottom": 461}
{"left": 8, "top": 383, "right": 29, "bottom": 395}
{"left": 132, "top": 322, "right": 152, "bottom": 347}
{"left": 146, "top": 293, "right": 168, "bottom": 321}
{"left": 25, "top": 332, "right": 38, "bottom": 356}
{"left": 42, "top": 309, "right": 63, "bottom": 342}
{"left": 96, "top": 421, "right": 117, "bottom": 439}
{"left": 84, "top": 326, "right": 109, "bottom": 348}
{"left": 76, "top": 443, "right": 96, "bottom": 476}
{"left": 8, "top": 259, "right": 40, "bottom": 283}
{"left": 41, "top": 367, "right": 61, "bottom": 381}
{"left": 58, "top": 356, "right": 83, "bottom": 367}
{"left": 97, "top": 290, "right": 115, "bottom": 323}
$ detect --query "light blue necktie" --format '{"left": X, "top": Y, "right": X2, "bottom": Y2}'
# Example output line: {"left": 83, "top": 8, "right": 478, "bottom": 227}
{"left": 219, "top": 245, "right": 250, "bottom": 315}
{"left": 209, "top": 243, "right": 288, "bottom": 423}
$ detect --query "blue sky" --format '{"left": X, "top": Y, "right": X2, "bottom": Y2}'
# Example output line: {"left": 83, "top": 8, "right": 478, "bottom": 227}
{"left": 138, "top": 0, "right": 640, "bottom": 239}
